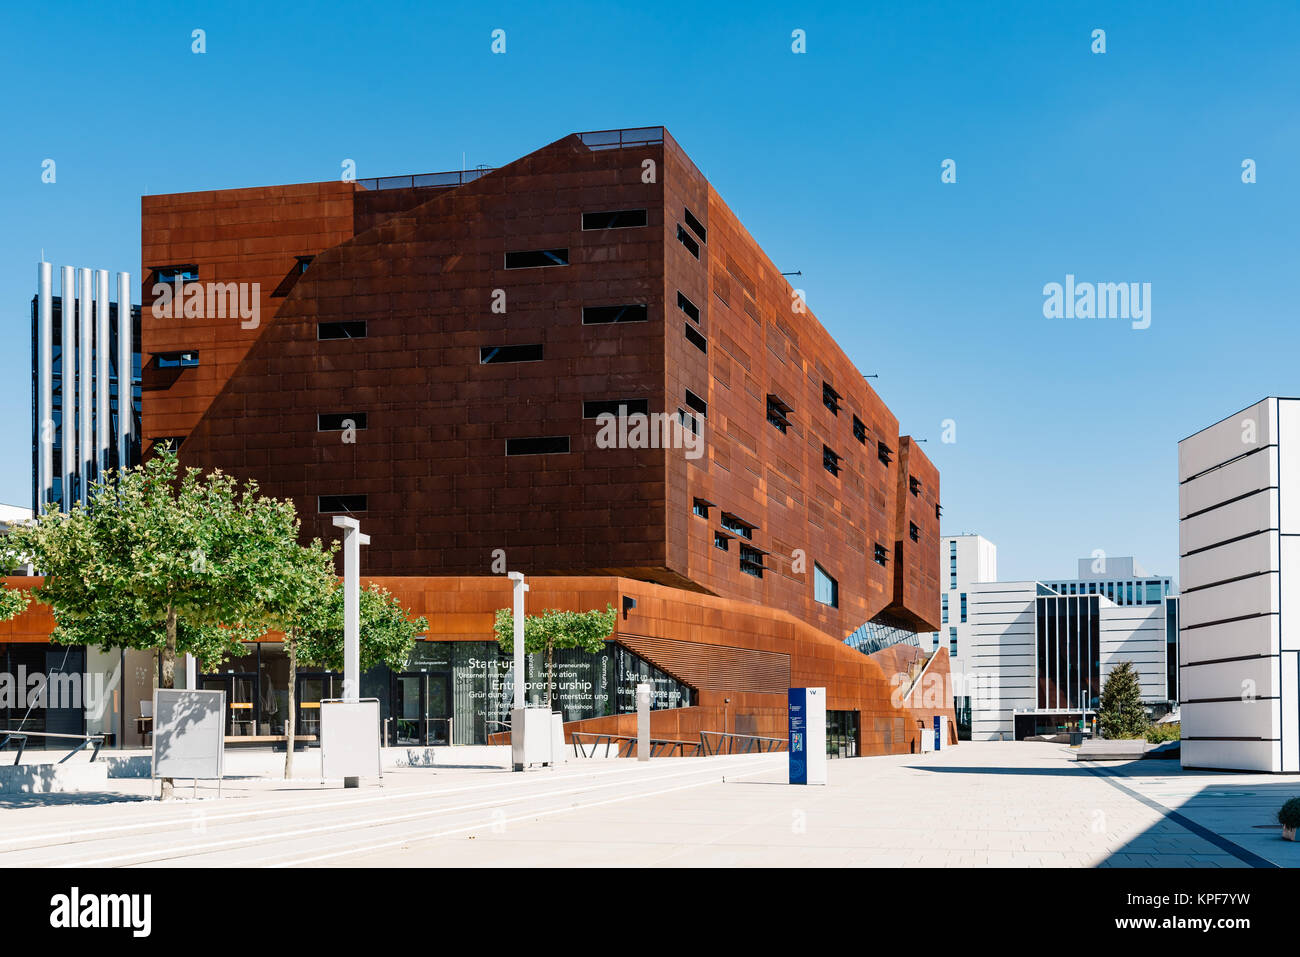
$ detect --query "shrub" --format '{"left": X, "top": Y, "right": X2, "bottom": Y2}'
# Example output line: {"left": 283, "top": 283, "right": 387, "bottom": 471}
{"left": 1145, "top": 721, "right": 1181, "bottom": 744}
{"left": 1277, "top": 798, "right": 1300, "bottom": 829}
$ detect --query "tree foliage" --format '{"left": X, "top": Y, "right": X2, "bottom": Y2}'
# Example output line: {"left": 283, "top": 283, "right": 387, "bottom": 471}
{"left": 0, "top": 584, "right": 28, "bottom": 622}
{"left": 297, "top": 583, "right": 427, "bottom": 674}
{"left": 7, "top": 449, "right": 301, "bottom": 682}
{"left": 1098, "top": 661, "right": 1150, "bottom": 740}
{"left": 494, "top": 604, "right": 616, "bottom": 707}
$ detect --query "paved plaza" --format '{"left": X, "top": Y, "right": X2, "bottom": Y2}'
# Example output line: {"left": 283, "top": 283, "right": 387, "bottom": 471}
{"left": 0, "top": 742, "right": 1297, "bottom": 867}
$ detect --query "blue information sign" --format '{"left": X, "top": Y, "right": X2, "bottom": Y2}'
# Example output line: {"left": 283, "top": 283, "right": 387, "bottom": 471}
{"left": 789, "top": 687, "right": 807, "bottom": 784}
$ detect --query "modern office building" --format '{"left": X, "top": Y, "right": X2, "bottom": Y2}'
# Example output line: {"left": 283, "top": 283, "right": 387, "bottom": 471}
{"left": 30, "top": 268, "right": 141, "bottom": 513}
{"left": 8, "top": 127, "right": 953, "bottom": 755}
{"left": 921, "top": 534, "right": 998, "bottom": 735}
{"left": 962, "top": 554, "right": 1177, "bottom": 741}
{"left": 1178, "top": 397, "right": 1300, "bottom": 773}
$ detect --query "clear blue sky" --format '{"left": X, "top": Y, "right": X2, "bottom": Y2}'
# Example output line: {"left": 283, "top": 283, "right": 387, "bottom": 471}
{"left": 2, "top": 1, "right": 1297, "bottom": 582}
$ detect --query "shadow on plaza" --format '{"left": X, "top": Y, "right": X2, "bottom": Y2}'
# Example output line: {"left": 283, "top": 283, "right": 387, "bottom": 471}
{"left": 0, "top": 790, "right": 151, "bottom": 809}
{"left": 915, "top": 756, "right": 1299, "bottom": 867}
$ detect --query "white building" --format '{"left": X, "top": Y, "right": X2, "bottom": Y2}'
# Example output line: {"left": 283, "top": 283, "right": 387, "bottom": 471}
{"left": 923, "top": 534, "right": 997, "bottom": 731}
{"left": 1178, "top": 397, "right": 1300, "bottom": 772}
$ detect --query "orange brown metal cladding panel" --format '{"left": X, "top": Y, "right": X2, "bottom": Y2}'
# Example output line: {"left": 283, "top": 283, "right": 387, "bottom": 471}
{"left": 12, "top": 128, "right": 949, "bottom": 756}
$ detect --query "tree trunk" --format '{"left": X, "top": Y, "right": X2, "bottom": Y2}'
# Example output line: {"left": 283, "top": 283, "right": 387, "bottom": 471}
{"left": 284, "top": 639, "right": 297, "bottom": 779}
{"left": 160, "top": 606, "right": 177, "bottom": 800}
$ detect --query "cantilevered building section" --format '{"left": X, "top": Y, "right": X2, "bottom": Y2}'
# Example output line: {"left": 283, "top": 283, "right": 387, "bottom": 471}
{"left": 1, "top": 127, "right": 951, "bottom": 753}
{"left": 1178, "top": 397, "right": 1300, "bottom": 773}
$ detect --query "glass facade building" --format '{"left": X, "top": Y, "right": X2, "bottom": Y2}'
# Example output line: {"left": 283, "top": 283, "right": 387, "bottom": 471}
{"left": 197, "top": 639, "right": 695, "bottom": 747}
{"left": 30, "top": 295, "right": 142, "bottom": 512}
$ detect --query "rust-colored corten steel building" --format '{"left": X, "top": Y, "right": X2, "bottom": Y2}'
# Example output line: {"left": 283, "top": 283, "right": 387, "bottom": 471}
{"left": 112, "top": 126, "right": 948, "bottom": 753}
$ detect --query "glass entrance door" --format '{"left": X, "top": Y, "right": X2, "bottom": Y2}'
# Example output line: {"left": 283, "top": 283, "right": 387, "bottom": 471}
{"left": 295, "top": 673, "right": 338, "bottom": 740}
{"left": 427, "top": 672, "right": 451, "bottom": 745}
{"left": 393, "top": 673, "right": 425, "bottom": 745}
{"left": 202, "top": 674, "right": 258, "bottom": 736}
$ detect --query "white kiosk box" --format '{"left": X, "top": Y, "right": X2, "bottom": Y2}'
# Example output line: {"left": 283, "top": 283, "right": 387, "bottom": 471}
{"left": 933, "top": 714, "right": 948, "bottom": 752}
{"left": 512, "top": 707, "right": 557, "bottom": 769}
{"left": 788, "top": 687, "right": 827, "bottom": 785}
{"left": 152, "top": 688, "right": 225, "bottom": 798}
{"left": 320, "top": 698, "right": 383, "bottom": 785}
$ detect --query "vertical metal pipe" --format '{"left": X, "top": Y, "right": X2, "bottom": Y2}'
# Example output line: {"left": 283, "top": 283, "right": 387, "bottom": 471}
{"left": 116, "top": 272, "right": 132, "bottom": 471}
{"left": 95, "top": 269, "right": 110, "bottom": 479}
{"left": 60, "top": 266, "right": 76, "bottom": 511}
{"left": 78, "top": 267, "right": 93, "bottom": 506}
{"left": 37, "top": 263, "right": 53, "bottom": 512}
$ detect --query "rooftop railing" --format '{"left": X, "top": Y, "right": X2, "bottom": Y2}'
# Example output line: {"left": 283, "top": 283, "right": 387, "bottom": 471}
{"left": 577, "top": 127, "right": 664, "bottom": 150}
{"left": 354, "top": 168, "right": 493, "bottom": 191}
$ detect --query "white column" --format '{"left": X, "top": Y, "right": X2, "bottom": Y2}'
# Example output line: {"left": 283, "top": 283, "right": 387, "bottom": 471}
{"left": 36, "top": 263, "right": 53, "bottom": 512}
{"left": 95, "top": 269, "right": 110, "bottom": 478}
{"left": 60, "top": 266, "right": 76, "bottom": 511}
{"left": 636, "top": 682, "right": 650, "bottom": 761}
{"left": 332, "top": 516, "right": 370, "bottom": 701}
{"left": 508, "top": 572, "right": 527, "bottom": 709}
{"left": 116, "top": 272, "right": 132, "bottom": 471}
{"left": 332, "top": 516, "right": 369, "bottom": 789}
{"left": 77, "top": 267, "right": 93, "bottom": 506}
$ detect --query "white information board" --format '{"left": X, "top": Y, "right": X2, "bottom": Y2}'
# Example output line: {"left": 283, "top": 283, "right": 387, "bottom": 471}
{"left": 152, "top": 688, "right": 225, "bottom": 785}
{"left": 320, "top": 698, "right": 382, "bottom": 783}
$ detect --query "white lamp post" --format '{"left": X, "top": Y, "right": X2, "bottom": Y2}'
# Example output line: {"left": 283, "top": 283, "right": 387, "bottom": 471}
{"left": 508, "top": 571, "right": 529, "bottom": 770}
{"left": 333, "top": 516, "right": 370, "bottom": 787}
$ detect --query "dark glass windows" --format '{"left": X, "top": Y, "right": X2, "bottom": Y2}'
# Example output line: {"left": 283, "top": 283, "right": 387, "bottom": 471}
{"left": 505, "top": 249, "right": 569, "bottom": 269}
{"left": 319, "top": 495, "right": 367, "bottom": 513}
{"left": 318, "top": 321, "right": 367, "bottom": 340}
{"left": 814, "top": 564, "right": 838, "bottom": 607}
{"left": 481, "top": 343, "right": 543, "bottom": 364}
{"left": 583, "top": 304, "right": 648, "bottom": 324}
{"left": 582, "top": 209, "right": 647, "bottom": 230}
{"left": 505, "top": 436, "right": 570, "bottom": 455}
{"left": 583, "top": 399, "right": 649, "bottom": 418}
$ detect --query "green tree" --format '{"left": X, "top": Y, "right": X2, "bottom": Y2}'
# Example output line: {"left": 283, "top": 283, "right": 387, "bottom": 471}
{"left": 1098, "top": 661, "right": 1150, "bottom": 740}
{"left": 8, "top": 449, "right": 303, "bottom": 798}
{"left": 494, "top": 604, "right": 616, "bottom": 710}
{"left": 292, "top": 582, "right": 426, "bottom": 761}
{"left": 260, "top": 539, "right": 340, "bottom": 779}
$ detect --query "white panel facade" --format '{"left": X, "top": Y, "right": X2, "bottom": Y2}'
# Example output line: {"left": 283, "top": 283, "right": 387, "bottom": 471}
{"left": 1178, "top": 396, "right": 1299, "bottom": 772}
{"left": 1178, "top": 398, "right": 1273, "bottom": 482}
{"left": 968, "top": 582, "right": 1036, "bottom": 741}
{"left": 1180, "top": 532, "right": 1277, "bottom": 593}
{"left": 1179, "top": 490, "right": 1276, "bottom": 555}
{"left": 1179, "top": 445, "right": 1276, "bottom": 518}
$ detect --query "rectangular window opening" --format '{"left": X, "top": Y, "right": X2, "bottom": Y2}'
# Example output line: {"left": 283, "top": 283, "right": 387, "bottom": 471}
{"left": 318, "top": 413, "right": 368, "bottom": 431}
{"left": 582, "top": 304, "right": 648, "bottom": 324}
{"left": 676, "top": 292, "right": 700, "bottom": 323}
{"left": 506, "top": 436, "right": 570, "bottom": 456}
{"left": 582, "top": 209, "right": 648, "bottom": 230}
{"left": 683, "top": 207, "right": 707, "bottom": 244}
{"left": 505, "top": 249, "right": 569, "bottom": 269}
{"left": 676, "top": 225, "right": 700, "bottom": 259}
{"left": 481, "top": 343, "right": 544, "bottom": 364}
{"left": 319, "top": 494, "right": 367, "bottom": 514}
{"left": 318, "top": 321, "right": 367, "bottom": 340}
{"left": 583, "top": 399, "right": 649, "bottom": 419}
